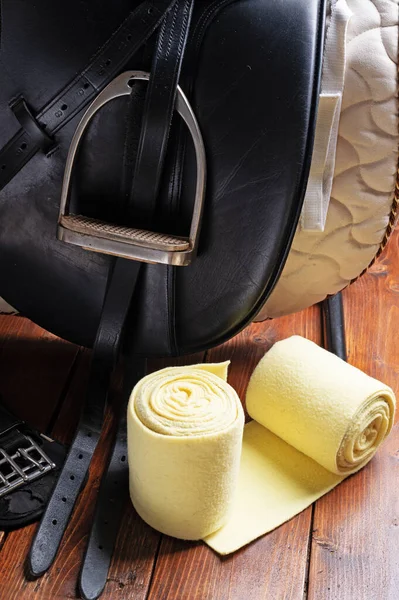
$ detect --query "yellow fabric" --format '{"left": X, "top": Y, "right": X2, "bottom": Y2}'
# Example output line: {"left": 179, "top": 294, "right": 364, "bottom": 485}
{"left": 127, "top": 362, "right": 244, "bottom": 540}
{"left": 205, "top": 336, "right": 396, "bottom": 554}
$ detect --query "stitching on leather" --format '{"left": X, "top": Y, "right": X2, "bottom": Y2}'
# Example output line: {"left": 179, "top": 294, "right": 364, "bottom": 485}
{"left": 162, "top": 0, "right": 193, "bottom": 357}
{"left": 193, "top": 0, "right": 239, "bottom": 55}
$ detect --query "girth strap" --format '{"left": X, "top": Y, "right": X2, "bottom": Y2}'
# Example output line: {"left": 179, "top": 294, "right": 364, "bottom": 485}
{"left": 28, "top": 0, "right": 194, "bottom": 596}
{"left": 0, "top": 0, "right": 178, "bottom": 193}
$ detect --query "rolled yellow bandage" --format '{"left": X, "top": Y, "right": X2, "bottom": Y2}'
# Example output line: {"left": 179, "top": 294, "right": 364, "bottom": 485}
{"left": 205, "top": 336, "right": 396, "bottom": 554}
{"left": 127, "top": 362, "right": 244, "bottom": 540}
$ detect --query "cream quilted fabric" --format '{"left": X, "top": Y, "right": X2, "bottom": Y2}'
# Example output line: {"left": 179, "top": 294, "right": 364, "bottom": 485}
{"left": 1, "top": 0, "right": 398, "bottom": 318}
{"left": 0, "top": 298, "right": 16, "bottom": 313}
{"left": 258, "top": 0, "right": 399, "bottom": 319}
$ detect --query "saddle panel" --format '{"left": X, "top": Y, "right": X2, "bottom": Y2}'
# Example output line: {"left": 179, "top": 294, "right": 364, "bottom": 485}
{"left": 260, "top": 0, "right": 399, "bottom": 319}
{"left": 0, "top": 0, "right": 325, "bottom": 355}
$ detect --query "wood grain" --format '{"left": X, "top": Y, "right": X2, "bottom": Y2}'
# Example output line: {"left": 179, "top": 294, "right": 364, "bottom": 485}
{"left": 0, "top": 317, "right": 81, "bottom": 599}
{"left": 0, "top": 316, "right": 79, "bottom": 430}
{"left": 147, "top": 306, "right": 322, "bottom": 600}
{"left": 307, "top": 229, "right": 399, "bottom": 600}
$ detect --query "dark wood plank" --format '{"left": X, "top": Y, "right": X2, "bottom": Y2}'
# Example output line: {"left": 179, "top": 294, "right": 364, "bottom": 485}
{"left": 0, "top": 316, "right": 79, "bottom": 430}
{"left": 0, "top": 317, "right": 81, "bottom": 598}
{"left": 308, "top": 229, "right": 399, "bottom": 600}
{"left": 148, "top": 306, "right": 322, "bottom": 600}
{"left": 0, "top": 349, "right": 89, "bottom": 599}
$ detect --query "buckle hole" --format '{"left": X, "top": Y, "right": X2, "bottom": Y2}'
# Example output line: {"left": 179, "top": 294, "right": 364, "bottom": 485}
{"left": 83, "top": 82, "right": 90, "bottom": 90}
{"left": 20, "top": 143, "right": 27, "bottom": 150}
{"left": 70, "top": 475, "right": 75, "bottom": 481}
{"left": 121, "top": 455, "right": 126, "bottom": 462}
{"left": 78, "top": 454, "right": 83, "bottom": 460}
{"left": 61, "top": 103, "right": 68, "bottom": 111}
{"left": 98, "top": 545, "right": 103, "bottom": 550}
{"left": 52, "top": 519, "right": 57, "bottom": 525}
{"left": 1, "top": 165, "right": 6, "bottom": 170}
{"left": 62, "top": 497, "right": 67, "bottom": 503}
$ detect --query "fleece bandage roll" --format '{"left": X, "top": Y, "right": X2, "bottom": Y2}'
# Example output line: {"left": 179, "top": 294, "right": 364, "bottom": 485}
{"left": 127, "top": 362, "right": 244, "bottom": 540}
{"left": 205, "top": 336, "right": 395, "bottom": 554}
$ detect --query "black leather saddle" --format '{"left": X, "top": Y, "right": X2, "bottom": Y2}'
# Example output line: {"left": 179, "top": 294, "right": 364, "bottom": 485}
{"left": 0, "top": 1, "right": 326, "bottom": 598}
{"left": 0, "top": 0, "right": 325, "bottom": 355}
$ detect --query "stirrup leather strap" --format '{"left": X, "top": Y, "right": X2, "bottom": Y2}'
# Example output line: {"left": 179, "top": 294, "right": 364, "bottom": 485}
{"left": 28, "top": 1, "right": 195, "bottom": 597}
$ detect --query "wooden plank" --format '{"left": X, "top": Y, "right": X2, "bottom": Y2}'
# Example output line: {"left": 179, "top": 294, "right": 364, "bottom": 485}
{"left": 0, "top": 317, "right": 81, "bottom": 598}
{"left": 0, "top": 348, "right": 89, "bottom": 599}
{"left": 0, "top": 316, "right": 79, "bottom": 430}
{"left": 148, "top": 306, "right": 321, "bottom": 600}
{"left": 307, "top": 229, "right": 399, "bottom": 600}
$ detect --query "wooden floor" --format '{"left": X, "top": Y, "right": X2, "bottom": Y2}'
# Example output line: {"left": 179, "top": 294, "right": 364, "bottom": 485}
{"left": 0, "top": 230, "right": 398, "bottom": 600}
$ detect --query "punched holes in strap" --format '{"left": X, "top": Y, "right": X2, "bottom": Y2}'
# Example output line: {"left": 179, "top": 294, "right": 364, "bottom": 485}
{"left": 0, "top": 0, "right": 179, "bottom": 192}
{"left": 0, "top": 98, "right": 57, "bottom": 185}
{"left": 10, "top": 97, "right": 56, "bottom": 156}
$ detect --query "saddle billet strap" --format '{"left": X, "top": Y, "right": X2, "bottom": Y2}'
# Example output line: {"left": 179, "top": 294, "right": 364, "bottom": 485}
{"left": 79, "top": 2, "right": 195, "bottom": 597}
{"left": 0, "top": 0, "right": 178, "bottom": 193}
{"left": 28, "top": 258, "right": 142, "bottom": 577}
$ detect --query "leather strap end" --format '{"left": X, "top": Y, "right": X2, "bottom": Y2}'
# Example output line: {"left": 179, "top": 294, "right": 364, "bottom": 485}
{"left": 27, "top": 429, "right": 99, "bottom": 577}
{"left": 78, "top": 439, "right": 129, "bottom": 600}
{"left": 322, "top": 292, "right": 347, "bottom": 361}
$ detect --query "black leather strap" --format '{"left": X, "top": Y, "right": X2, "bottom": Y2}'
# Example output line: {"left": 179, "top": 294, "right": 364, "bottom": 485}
{"left": 79, "top": 358, "right": 147, "bottom": 600}
{"left": 28, "top": 258, "right": 142, "bottom": 577}
{"left": 0, "top": 0, "right": 178, "bottom": 192}
{"left": 129, "top": 0, "right": 195, "bottom": 218}
{"left": 78, "top": 2, "right": 194, "bottom": 597}
{"left": 322, "top": 293, "right": 347, "bottom": 361}
{"left": 10, "top": 97, "right": 55, "bottom": 154}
